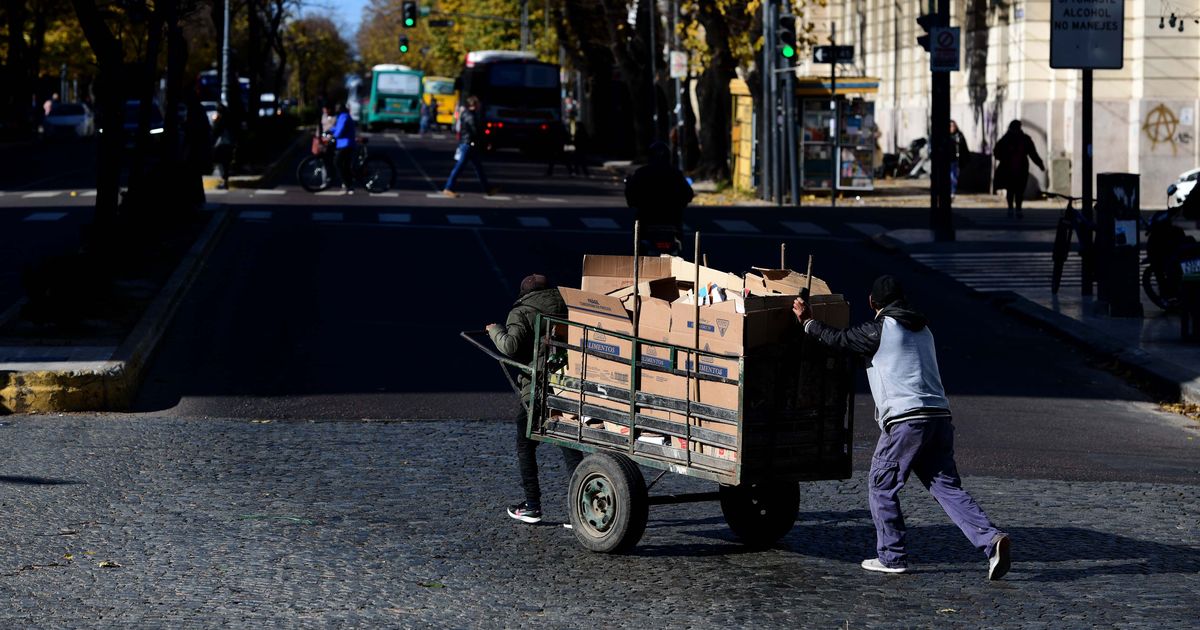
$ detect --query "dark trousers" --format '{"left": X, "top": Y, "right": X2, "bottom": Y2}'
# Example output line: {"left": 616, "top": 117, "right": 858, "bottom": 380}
{"left": 335, "top": 147, "right": 355, "bottom": 190}
{"left": 516, "top": 404, "right": 583, "bottom": 508}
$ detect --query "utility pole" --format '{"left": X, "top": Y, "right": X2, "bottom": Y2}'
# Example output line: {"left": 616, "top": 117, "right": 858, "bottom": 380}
{"left": 648, "top": 0, "right": 659, "bottom": 139}
{"left": 1081, "top": 68, "right": 1094, "bottom": 295}
{"left": 520, "top": 0, "right": 530, "bottom": 51}
{"left": 673, "top": 0, "right": 684, "bottom": 168}
{"left": 220, "top": 0, "right": 231, "bottom": 106}
{"left": 830, "top": 21, "right": 838, "bottom": 209}
{"left": 761, "top": 0, "right": 775, "bottom": 202}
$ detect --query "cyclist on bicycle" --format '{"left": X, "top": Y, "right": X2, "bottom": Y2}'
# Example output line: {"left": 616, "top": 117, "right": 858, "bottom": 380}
{"left": 624, "top": 141, "right": 693, "bottom": 255}
{"left": 329, "top": 103, "right": 357, "bottom": 194}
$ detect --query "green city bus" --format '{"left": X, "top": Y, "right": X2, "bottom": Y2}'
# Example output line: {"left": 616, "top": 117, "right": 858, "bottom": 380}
{"left": 364, "top": 64, "right": 424, "bottom": 132}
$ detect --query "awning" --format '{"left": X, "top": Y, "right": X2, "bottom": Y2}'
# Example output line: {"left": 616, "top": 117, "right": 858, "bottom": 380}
{"left": 795, "top": 76, "right": 880, "bottom": 96}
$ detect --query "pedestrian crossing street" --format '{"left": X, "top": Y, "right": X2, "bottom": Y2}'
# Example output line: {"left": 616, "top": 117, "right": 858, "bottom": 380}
{"left": 910, "top": 251, "right": 1085, "bottom": 292}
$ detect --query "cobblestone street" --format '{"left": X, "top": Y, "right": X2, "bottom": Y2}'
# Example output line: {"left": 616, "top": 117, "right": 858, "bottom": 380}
{"left": 1, "top": 416, "right": 1197, "bottom": 628}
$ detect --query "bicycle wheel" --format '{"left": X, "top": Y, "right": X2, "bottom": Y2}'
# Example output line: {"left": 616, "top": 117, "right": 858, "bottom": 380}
{"left": 297, "top": 156, "right": 330, "bottom": 192}
{"left": 1051, "top": 214, "right": 1073, "bottom": 294}
{"left": 360, "top": 157, "right": 394, "bottom": 193}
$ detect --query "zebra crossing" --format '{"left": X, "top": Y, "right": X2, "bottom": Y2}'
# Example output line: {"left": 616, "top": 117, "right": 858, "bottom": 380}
{"left": 910, "top": 251, "right": 1084, "bottom": 292}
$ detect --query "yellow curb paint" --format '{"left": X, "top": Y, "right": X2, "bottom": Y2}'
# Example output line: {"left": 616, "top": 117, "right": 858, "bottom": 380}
{"left": 0, "top": 365, "right": 136, "bottom": 413}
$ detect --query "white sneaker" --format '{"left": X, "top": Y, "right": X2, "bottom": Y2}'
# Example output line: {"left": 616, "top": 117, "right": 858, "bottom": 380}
{"left": 988, "top": 534, "right": 1011, "bottom": 580}
{"left": 861, "top": 558, "right": 907, "bottom": 574}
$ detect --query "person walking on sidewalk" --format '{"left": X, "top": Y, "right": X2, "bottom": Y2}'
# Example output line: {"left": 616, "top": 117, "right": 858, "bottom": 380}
{"left": 330, "top": 103, "right": 357, "bottom": 194}
{"left": 486, "top": 274, "right": 583, "bottom": 524}
{"left": 792, "top": 275, "right": 1012, "bottom": 579}
{"left": 948, "top": 120, "right": 970, "bottom": 197}
{"left": 442, "top": 96, "right": 496, "bottom": 198}
{"left": 993, "top": 120, "right": 1045, "bottom": 219}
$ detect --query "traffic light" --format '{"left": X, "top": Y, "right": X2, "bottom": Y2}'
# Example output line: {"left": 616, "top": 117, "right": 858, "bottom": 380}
{"left": 402, "top": 1, "right": 417, "bottom": 28}
{"left": 398, "top": 34, "right": 409, "bottom": 54}
{"left": 916, "top": 13, "right": 946, "bottom": 52}
{"left": 777, "top": 14, "right": 797, "bottom": 62}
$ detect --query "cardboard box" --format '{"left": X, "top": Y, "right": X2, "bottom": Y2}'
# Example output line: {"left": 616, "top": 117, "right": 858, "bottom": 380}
{"left": 560, "top": 284, "right": 675, "bottom": 369}
{"left": 746, "top": 268, "right": 832, "bottom": 297}
{"left": 669, "top": 300, "right": 794, "bottom": 353}
{"left": 581, "top": 255, "right": 673, "bottom": 295}
{"left": 564, "top": 351, "right": 688, "bottom": 400}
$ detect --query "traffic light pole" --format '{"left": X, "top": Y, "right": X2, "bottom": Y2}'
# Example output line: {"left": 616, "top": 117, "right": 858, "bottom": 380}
{"left": 1081, "top": 68, "right": 1094, "bottom": 295}
{"left": 930, "top": 0, "right": 954, "bottom": 242}
{"left": 785, "top": 65, "right": 798, "bottom": 206}
{"left": 761, "top": 1, "right": 775, "bottom": 202}
{"left": 830, "top": 22, "right": 838, "bottom": 209}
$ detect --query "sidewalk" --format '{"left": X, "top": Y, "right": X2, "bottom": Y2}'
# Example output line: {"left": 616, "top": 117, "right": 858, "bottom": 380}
{"left": 871, "top": 207, "right": 1200, "bottom": 404}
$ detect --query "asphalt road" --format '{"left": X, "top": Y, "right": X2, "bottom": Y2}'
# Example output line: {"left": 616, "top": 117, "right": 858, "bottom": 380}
{"left": 4, "top": 130, "right": 1199, "bottom": 627}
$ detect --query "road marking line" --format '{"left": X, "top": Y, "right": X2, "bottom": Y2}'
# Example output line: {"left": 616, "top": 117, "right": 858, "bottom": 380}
{"left": 315, "top": 190, "right": 345, "bottom": 196}
{"left": 80, "top": 190, "right": 97, "bottom": 197}
{"left": 426, "top": 193, "right": 452, "bottom": 199}
{"left": 483, "top": 195, "right": 513, "bottom": 200}
{"left": 23, "top": 191, "right": 62, "bottom": 199}
{"left": 207, "top": 189, "right": 229, "bottom": 195}
{"left": 252, "top": 189, "right": 286, "bottom": 195}
{"left": 448, "top": 214, "right": 483, "bottom": 225}
{"left": 370, "top": 191, "right": 400, "bottom": 197}
{"left": 379, "top": 213, "right": 411, "bottom": 223}
{"left": 312, "top": 212, "right": 344, "bottom": 222}
{"left": 23, "top": 212, "right": 68, "bottom": 222}
{"left": 393, "top": 134, "right": 439, "bottom": 191}
{"left": 582, "top": 217, "right": 619, "bottom": 229}
{"left": 847, "top": 222, "right": 886, "bottom": 236}
{"left": 536, "top": 197, "right": 567, "bottom": 203}
{"left": 519, "top": 216, "right": 551, "bottom": 228}
{"left": 714, "top": 219, "right": 759, "bottom": 233}
{"left": 781, "top": 221, "right": 830, "bottom": 235}
{"left": 239, "top": 210, "right": 272, "bottom": 220}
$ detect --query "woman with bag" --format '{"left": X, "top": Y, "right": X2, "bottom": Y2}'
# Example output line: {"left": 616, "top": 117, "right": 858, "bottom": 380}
{"left": 993, "top": 120, "right": 1045, "bottom": 219}
{"left": 442, "top": 96, "right": 497, "bottom": 198}
{"left": 211, "top": 104, "right": 235, "bottom": 190}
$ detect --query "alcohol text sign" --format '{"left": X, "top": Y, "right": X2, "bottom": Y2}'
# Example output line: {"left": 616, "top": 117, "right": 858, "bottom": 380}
{"left": 1050, "top": 0, "right": 1124, "bottom": 69}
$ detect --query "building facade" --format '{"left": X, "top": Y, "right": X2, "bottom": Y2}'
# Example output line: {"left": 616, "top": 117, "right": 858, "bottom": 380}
{"left": 790, "top": 0, "right": 1200, "bottom": 200}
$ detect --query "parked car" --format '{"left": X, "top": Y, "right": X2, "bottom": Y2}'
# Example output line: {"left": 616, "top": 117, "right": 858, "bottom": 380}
{"left": 98, "top": 100, "right": 165, "bottom": 149}
{"left": 201, "top": 101, "right": 220, "bottom": 126}
{"left": 1169, "top": 167, "right": 1200, "bottom": 205}
{"left": 42, "top": 102, "right": 94, "bottom": 139}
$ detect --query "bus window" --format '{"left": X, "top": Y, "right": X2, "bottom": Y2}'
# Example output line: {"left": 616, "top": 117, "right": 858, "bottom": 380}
{"left": 378, "top": 73, "right": 420, "bottom": 94}
{"left": 488, "top": 64, "right": 557, "bottom": 89}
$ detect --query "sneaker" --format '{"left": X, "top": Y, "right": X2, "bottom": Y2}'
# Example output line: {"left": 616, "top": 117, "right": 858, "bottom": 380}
{"left": 988, "top": 533, "right": 1012, "bottom": 580}
{"left": 861, "top": 558, "right": 907, "bottom": 574}
{"left": 507, "top": 501, "right": 542, "bottom": 524}
{"left": 441, "top": 189, "right": 459, "bottom": 198}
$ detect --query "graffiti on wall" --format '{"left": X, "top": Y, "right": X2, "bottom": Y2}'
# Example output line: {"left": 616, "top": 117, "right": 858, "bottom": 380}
{"left": 1142, "top": 104, "right": 1194, "bottom": 155}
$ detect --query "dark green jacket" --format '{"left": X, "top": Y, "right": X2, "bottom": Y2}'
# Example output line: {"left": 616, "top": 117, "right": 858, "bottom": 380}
{"left": 489, "top": 288, "right": 566, "bottom": 400}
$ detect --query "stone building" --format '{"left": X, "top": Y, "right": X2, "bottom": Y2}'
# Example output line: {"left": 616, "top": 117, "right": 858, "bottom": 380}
{"left": 790, "top": 0, "right": 1200, "bottom": 200}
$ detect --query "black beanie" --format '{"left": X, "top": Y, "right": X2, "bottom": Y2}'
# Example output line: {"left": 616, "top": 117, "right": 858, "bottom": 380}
{"left": 519, "top": 274, "right": 548, "bottom": 296}
{"left": 870, "top": 275, "right": 905, "bottom": 307}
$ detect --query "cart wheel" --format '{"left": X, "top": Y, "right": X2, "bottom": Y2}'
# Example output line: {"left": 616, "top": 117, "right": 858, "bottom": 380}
{"left": 719, "top": 481, "right": 799, "bottom": 548}
{"left": 567, "top": 453, "right": 648, "bottom": 553}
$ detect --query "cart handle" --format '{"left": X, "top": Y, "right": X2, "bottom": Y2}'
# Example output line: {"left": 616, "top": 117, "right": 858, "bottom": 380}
{"left": 459, "top": 330, "right": 533, "bottom": 374}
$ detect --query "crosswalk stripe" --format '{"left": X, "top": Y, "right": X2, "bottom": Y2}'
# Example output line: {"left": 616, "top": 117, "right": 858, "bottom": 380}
{"left": 80, "top": 190, "right": 97, "bottom": 197}
{"left": 379, "top": 213, "right": 411, "bottom": 223}
{"left": 22, "top": 191, "right": 62, "bottom": 199}
{"left": 239, "top": 211, "right": 272, "bottom": 220}
{"left": 312, "top": 212, "right": 343, "bottom": 222}
{"left": 448, "top": 214, "right": 483, "bottom": 225}
{"left": 371, "top": 191, "right": 400, "bottom": 197}
{"left": 519, "top": 216, "right": 551, "bottom": 228}
{"left": 484, "top": 195, "right": 513, "bottom": 201}
{"left": 315, "top": 190, "right": 345, "bottom": 196}
{"left": 207, "top": 189, "right": 229, "bottom": 195}
{"left": 714, "top": 219, "right": 759, "bottom": 233}
{"left": 582, "top": 217, "right": 619, "bottom": 229}
{"left": 910, "top": 251, "right": 1094, "bottom": 292}
{"left": 847, "top": 222, "right": 885, "bottom": 236}
{"left": 536, "top": 197, "right": 567, "bottom": 203}
{"left": 781, "top": 221, "right": 830, "bottom": 235}
{"left": 426, "top": 193, "right": 452, "bottom": 199}
{"left": 23, "top": 212, "right": 67, "bottom": 222}
{"left": 253, "top": 189, "right": 286, "bottom": 195}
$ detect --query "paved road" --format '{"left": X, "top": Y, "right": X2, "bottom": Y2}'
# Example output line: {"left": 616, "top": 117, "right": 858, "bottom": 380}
{"left": 3, "top": 131, "right": 1199, "bottom": 626}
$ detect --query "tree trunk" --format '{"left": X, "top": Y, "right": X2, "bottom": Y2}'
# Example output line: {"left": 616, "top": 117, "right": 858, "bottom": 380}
{"left": 693, "top": 0, "right": 736, "bottom": 182}
{"left": 128, "top": 7, "right": 165, "bottom": 200}
{"left": 69, "top": 0, "right": 125, "bottom": 227}
{"left": 4, "top": 0, "right": 32, "bottom": 132}
{"left": 599, "top": 0, "right": 656, "bottom": 159}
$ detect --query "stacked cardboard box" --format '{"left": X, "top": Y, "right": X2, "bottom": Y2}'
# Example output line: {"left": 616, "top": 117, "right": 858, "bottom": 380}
{"left": 552, "top": 255, "right": 851, "bottom": 464}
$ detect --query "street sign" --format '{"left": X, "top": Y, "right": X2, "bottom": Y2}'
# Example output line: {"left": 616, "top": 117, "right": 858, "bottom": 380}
{"left": 669, "top": 51, "right": 689, "bottom": 79}
{"left": 929, "top": 27, "right": 960, "bottom": 71}
{"left": 812, "top": 45, "right": 854, "bottom": 64}
{"left": 1049, "top": 0, "right": 1124, "bottom": 69}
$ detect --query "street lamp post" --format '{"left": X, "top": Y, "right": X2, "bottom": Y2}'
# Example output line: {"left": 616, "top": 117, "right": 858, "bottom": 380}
{"left": 220, "top": 0, "right": 231, "bottom": 106}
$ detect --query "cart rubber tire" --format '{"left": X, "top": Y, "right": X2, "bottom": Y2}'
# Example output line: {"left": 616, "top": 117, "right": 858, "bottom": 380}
{"left": 719, "top": 481, "right": 799, "bottom": 548}
{"left": 567, "top": 452, "right": 648, "bottom": 553}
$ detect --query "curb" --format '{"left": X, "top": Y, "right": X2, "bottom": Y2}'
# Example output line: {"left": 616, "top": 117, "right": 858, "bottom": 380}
{"left": 0, "top": 207, "right": 235, "bottom": 413}
{"left": 869, "top": 230, "right": 1200, "bottom": 405}
{"left": 201, "top": 130, "right": 307, "bottom": 191}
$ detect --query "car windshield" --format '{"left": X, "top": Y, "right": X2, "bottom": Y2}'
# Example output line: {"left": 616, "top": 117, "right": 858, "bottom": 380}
{"left": 51, "top": 104, "right": 85, "bottom": 116}
{"left": 426, "top": 81, "right": 454, "bottom": 95}
{"left": 124, "top": 103, "right": 164, "bottom": 126}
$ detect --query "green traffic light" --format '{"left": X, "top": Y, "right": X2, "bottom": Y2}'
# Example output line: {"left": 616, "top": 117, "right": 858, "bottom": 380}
{"left": 782, "top": 45, "right": 795, "bottom": 58}
{"left": 404, "top": 18, "right": 414, "bottom": 26}
{"left": 400, "top": 45, "right": 409, "bottom": 53}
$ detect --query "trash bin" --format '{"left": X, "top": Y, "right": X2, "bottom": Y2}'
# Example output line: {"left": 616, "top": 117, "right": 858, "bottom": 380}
{"left": 1095, "top": 173, "right": 1144, "bottom": 317}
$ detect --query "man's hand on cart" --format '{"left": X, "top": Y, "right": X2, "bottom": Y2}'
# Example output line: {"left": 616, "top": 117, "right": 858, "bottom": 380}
{"left": 792, "top": 297, "right": 811, "bottom": 324}
{"left": 485, "top": 323, "right": 500, "bottom": 334}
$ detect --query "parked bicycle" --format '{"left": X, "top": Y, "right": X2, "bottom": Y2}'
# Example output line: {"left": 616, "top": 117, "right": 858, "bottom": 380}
{"left": 1045, "top": 192, "right": 1094, "bottom": 294}
{"left": 297, "top": 136, "right": 394, "bottom": 193}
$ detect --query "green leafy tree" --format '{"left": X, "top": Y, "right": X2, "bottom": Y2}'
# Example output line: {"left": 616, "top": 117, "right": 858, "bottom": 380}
{"left": 287, "top": 14, "right": 352, "bottom": 108}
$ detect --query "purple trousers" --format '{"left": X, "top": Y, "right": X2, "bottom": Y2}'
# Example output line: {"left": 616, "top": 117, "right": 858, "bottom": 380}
{"left": 869, "top": 418, "right": 1003, "bottom": 568}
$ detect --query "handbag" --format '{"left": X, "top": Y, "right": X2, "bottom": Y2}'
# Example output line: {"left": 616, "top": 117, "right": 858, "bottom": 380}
{"left": 454, "top": 143, "right": 466, "bottom": 162}
{"left": 311, "top": 135, "right": 323, "bottom": 156}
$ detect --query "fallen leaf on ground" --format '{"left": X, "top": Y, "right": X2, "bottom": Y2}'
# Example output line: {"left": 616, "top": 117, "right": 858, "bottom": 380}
{"left": 97, "top": 561, "right": 122, "bottom": 568}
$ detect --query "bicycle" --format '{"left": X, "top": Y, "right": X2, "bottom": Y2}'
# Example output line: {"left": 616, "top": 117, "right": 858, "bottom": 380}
{"left": 297, "top": 136, "right": 395, "bottom": 193}
{"left": 1044, "top": 192, "right": 1095, "bottom": 294}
